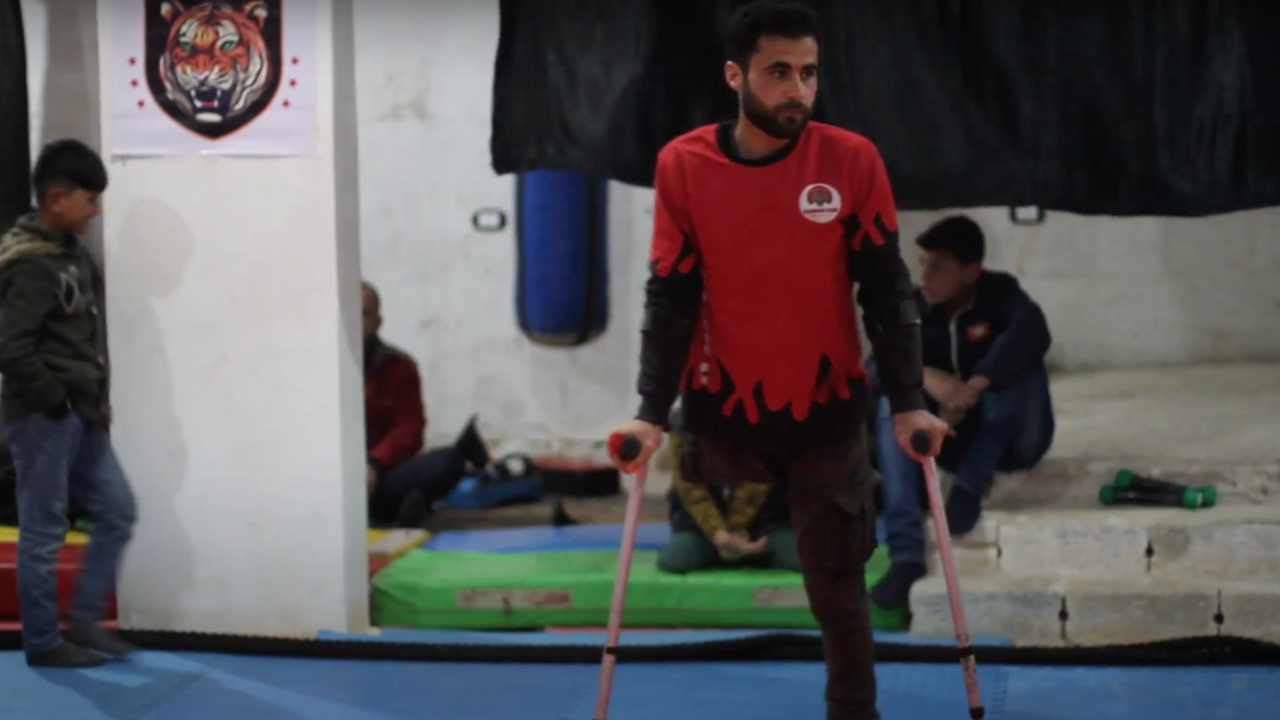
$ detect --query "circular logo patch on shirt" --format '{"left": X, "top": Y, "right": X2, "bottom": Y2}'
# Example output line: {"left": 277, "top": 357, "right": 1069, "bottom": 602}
{"left": 799, "top": 183, "right": 842, "bottom": 224}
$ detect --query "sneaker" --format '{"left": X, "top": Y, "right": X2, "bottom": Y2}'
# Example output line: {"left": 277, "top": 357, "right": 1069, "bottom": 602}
{"left": 944, "top": 487, "right": 984, "bottom": 536}
{"left": 26, "top": 641, "right": 107, "bottom": 668}
{"left": 869, "top": 560, "right": 927, "bottom": 609}
{"left": 65, "top": 622, "right": 136, "bottom": 658}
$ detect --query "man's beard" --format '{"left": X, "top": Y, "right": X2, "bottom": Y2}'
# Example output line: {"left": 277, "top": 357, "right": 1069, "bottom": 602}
{"left": 741, "top": 83, "right": 812, "bottom": 140}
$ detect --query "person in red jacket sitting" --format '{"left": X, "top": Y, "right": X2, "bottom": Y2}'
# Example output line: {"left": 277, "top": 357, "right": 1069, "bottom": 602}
{"left": 362, "top": 281, "right": 489, "bottom": 527}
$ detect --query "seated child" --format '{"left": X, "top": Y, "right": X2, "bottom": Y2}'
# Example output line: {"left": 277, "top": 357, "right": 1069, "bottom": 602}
{"left": 657, "top": 411, "right": 798, "bottom": 573}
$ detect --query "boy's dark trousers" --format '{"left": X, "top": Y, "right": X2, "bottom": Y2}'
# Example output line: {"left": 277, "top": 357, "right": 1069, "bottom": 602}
{"left": 9, "top": 410, "right": 136, "bottom": 656}
{"left": 680, "top": 430, "right": 882, "bottom": 720}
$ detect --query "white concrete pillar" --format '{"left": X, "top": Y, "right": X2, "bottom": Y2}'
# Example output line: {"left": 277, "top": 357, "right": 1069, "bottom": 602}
{"left": 95, "top": 0, "right": 368, "bottom": 636}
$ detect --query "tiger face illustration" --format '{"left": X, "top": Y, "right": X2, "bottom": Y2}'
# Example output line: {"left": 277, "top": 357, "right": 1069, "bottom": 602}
{"left": 157, "top": 1, "right": 272, "bottom": 124}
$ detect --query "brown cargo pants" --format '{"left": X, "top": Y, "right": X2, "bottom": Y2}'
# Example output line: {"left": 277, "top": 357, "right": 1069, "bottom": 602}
{"left": 679, "top": 429, "right": 881, "bottom": 720}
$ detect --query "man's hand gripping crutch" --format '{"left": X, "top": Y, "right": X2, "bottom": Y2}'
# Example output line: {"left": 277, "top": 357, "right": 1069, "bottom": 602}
{"left": 591, "top": 421, "right": 662, "bottom": 720}
{"left": 908, "top": 427, "right": 986, "bottom": 720}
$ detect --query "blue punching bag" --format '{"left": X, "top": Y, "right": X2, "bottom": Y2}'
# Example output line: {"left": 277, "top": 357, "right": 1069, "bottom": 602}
{"left": 515, "top": 170, "right": 609, "bottom": 346}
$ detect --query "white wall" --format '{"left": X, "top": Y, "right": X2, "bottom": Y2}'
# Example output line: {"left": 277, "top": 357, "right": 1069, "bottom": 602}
{"left": 352, "top": 1, "right": 646, "bottom": 453}
{"left": 20, "top": 0, "right": 368, "bottom": 635}
{"left": 23, "top": 0, "right": 1280, "bottom": 455}
{"left": 98, "top": 0, "right": 367, "bottom": 635}
{"left": 21, "top": 0, "right": 100, "bottom": 258}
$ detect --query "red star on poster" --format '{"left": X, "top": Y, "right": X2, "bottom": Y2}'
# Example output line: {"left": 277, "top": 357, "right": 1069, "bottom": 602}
{"left": 281, "top": 58, "right": 301, "bottom": 109}
{"left": 128, "top": 57, "right": 136, "bottom": 66}
{"left": 130, "top": 79, "right": 138, "bottom": 88}
{"left": 137, "top": 99, "right": 145, "bottom": 109}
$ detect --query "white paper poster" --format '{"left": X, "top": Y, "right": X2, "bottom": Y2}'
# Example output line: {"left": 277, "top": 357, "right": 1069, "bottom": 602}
{"left": 108, "top": 0, "right": 318, "bottom": 157}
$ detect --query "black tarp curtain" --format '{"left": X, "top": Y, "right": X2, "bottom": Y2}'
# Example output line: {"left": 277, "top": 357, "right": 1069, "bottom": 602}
{"left": 0, "top": 0, "right": 26, "bottom": 525}
{"left": 0, "top": 0, "right": 30, "bottom": 232}
{"left": 491, "top": 0, "right": 1280, "bottom": 218}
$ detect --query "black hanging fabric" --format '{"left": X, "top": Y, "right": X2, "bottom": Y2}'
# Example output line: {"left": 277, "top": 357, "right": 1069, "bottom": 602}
{"left": 0, "top": 0, "right": 27, "bottom": 525}
{"left": 0, "top": 0, "right": 29, "bottom": 231}
{"left": 491, "top": 0, "right": 1280, "bottom": 218}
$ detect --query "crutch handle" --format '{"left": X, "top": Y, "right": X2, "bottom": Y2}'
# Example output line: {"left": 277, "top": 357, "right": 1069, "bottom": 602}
{"left": 910, "top": 428, "right": 932, "bottom": 455}
{"left": 608, "top": 433, "right": 644, "bottom": 462}
{"left": 593, "top": 432, "right": 647, "bottom": 720}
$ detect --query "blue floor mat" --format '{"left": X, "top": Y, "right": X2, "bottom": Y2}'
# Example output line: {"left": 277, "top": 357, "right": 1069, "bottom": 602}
{"left": 316, "top": 627, "right": 1015, "bottom": 647}
{"left": 422, "top": 522, "right": 673, "bottom": 552}
{"left": 2, "top": 645, "right": 1275, "bottom": 720}
{"left": 423, "top": 520, "right": 889, "bottom": 552}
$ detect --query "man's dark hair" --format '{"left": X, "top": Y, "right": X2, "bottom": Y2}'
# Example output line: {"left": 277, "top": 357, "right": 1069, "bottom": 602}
{"left": 725, "top": 1, "right": 821, "bottom": 72}
{"left": 916, "top": 215, "right": 985, "bottom": 265}
{"left": 32, "top": 139, "right": 108, "bottom": 207}
{"left": 362, "top": 280, "right": 380, "bottom": 308}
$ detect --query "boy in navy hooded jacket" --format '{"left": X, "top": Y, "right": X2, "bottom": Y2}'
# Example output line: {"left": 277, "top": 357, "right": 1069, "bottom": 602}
{"left": 867, "top": 215, "right": 1055, "bottom": 609}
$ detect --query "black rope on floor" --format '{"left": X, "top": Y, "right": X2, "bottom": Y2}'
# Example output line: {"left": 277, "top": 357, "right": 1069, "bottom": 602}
{"left": 1, "top": 629, "right": 1277, "bottom": 666}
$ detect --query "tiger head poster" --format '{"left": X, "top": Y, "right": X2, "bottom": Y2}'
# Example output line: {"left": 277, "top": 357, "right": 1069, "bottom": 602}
{"left": 109, "top": 0, "right": 317, "bottom": 156}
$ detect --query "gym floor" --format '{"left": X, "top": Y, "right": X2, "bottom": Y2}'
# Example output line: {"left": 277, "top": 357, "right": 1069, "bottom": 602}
{"left": 2, "top": 628, "right": 1275, "bottom": 720}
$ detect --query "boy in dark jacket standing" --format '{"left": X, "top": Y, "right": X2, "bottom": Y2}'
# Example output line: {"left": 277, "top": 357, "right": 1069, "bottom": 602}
{"left": 0, "top": 139, "right": 137, "bottom": 667}
{"left": 868, "top": 215, "right": 1055, "bottom": 609}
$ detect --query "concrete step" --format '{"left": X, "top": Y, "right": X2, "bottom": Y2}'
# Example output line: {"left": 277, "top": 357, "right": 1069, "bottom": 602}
{"left": 908, "top": 572, "right": 1280, "bottom": 646}
{"left": 1001, "top": 505, "right": 1280, "bottom": 582}
{"left": 911, "top": 501, "right": 1280, "bottom": 646}
{"left": 921, "top": 504, "right": 1280, "bottom": 583}
{"left": 985, "top": 457, "right": 1280, "bottom": 510}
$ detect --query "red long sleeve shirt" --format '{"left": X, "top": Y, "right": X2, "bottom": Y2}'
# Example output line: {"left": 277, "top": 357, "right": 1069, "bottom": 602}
{"left": 365, "top": 340, "right": 426, "bottom": 470}
{"left": 635, "top": 120, "right": 925, "bottom": 454}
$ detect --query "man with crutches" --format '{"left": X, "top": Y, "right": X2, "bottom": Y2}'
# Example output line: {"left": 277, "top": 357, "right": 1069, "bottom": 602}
{"left": 598, "top": 5, "right": 958, "bottom": 718}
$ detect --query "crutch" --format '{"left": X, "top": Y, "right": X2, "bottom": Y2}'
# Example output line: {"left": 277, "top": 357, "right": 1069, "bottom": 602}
{"left": 910, "top": 429, "right": 986, "bottom": 720}
{"left": 592, "top": 433, "right": 646, "bottom": 720}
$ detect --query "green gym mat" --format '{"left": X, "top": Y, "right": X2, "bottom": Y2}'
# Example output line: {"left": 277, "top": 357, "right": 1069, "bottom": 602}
{"left": 371, "top": 546, "right": 907, "bottom": 630}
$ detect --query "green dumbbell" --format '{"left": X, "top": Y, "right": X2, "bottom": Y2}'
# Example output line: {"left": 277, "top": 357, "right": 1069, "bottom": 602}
{"left": 1113, "top": 469, "right": 1216, "bottom": 508}
{"left": 1099, "top": 483, "right": 1204, "bottom": 509}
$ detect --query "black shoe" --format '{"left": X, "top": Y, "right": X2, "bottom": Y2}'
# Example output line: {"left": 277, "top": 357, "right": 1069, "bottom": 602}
{"left": 392, "top": 489, "right": 430, "bottom": 528}
{"left": 827, "top": 699, "right": 881, "bottom": 720}
{"left": 551, "top": 498, "right": 578, "bottom": 527}
{"left": 455, "top": 415, "right": 491, "bottom": 469}
{"left": 65, "top": 622, "right": 136, "bottom": 658}
{"left": 869, "top": 560, "right": 927, "bottom": 609}
{"left": 26, "top": 641, "right": 107, "bottom": 668}
{"left": 944, "top": 487, "right": 984, "bottom": 536}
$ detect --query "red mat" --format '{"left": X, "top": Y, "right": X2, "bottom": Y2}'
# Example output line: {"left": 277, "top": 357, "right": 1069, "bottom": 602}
{"left": 1, "top": 542, "right": 386, "bottom": 623}
{"left": 0, "top": 619, "right": 117, "bottom": 631}
{"left": 0, "top": 542, "right": 117, "bottom": 621}
{"left": 368, "top": 555, "right": 393, "bottom": 577}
